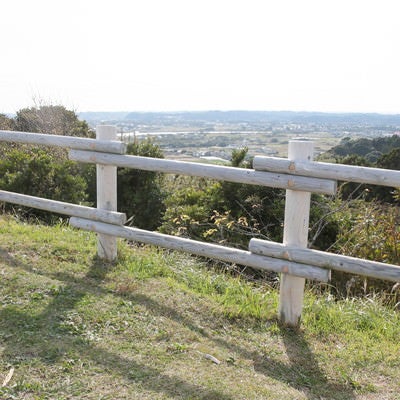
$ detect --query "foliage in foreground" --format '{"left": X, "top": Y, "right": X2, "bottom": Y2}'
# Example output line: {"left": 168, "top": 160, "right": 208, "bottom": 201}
{"left": 0, "top": 146, "right": 88, "bottom": 219}
{"left": 0, "top": 105, "right": 93, "bottom": 222}
{"left": 0, "top": 105, "right": 166, "bottom": 228}
{"left": 326, "top": 199, "right": 400, "bottom": 297}
{"left": 0, "top": 217, "right": 399, "bottom": 399}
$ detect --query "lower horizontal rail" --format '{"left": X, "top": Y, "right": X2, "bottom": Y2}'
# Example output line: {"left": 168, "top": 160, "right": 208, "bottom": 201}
{"left": 69, "top": 217, "right": 330, "bottom": 282}
{"left": 249, "top": 238, "right": 400, "bottom": 282}
{"left": 0, "top": 190, "right": 126, "bottom": 225}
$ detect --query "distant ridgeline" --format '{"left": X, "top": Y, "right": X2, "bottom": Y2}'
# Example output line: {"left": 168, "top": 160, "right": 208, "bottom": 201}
{"left": 79, "top": 110, "right": 400, "bottom": 126}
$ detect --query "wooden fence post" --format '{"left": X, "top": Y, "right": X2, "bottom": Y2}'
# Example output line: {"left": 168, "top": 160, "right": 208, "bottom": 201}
{"left": 96, "top": 125, "right": 118, "bottom": 261}
{"left": 278, "top": 140, "right": 314, "bottom": 327}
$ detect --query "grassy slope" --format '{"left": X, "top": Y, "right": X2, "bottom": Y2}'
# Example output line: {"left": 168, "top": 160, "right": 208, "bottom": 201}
{"left": 0, "top": 216, "right": 399, "bottom": 400}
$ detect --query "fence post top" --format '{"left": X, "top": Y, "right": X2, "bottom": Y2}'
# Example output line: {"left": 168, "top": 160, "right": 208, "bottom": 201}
{"left": 97, "top": 124, "right": 116, "bottom": 128}
{"left": 288, "top": 140, "right": 314, "bottom": 160}
{"left": 96, "top": 125, "right": 117, "bottom": 141}
{"left": 288, "top": 139, "right": 314, "bottom": 146}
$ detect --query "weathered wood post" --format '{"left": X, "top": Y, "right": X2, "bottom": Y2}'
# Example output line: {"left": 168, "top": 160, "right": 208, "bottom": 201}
{"left": 96, "top": 125, "right": 118, "bottom": 261}
{"left": 278, "top": 140, "right": 314, "bottom": 327}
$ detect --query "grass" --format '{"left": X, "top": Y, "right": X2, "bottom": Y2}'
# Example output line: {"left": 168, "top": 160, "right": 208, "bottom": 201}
{"left": 0, "top": 215, "right": 399, "bottom": 399}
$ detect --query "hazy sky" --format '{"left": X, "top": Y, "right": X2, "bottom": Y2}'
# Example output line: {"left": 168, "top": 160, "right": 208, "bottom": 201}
{"left": 1, "top": 0, "right": 400, "bottom": 114}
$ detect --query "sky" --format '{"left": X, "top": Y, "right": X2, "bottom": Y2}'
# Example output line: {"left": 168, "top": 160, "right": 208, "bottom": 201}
{"left": 1, "top": 0, "right": 400, "bottom": 114}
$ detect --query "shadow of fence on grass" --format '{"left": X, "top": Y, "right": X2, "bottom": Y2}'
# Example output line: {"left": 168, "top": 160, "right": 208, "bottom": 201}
{"left": 0, "top": 248, "right": 233, "bottom": 400}
{"left": 0, "top": 246, "right": 355, "bottom": 399}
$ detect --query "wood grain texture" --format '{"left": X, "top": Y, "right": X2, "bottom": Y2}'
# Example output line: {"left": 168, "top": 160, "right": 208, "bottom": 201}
{"left": 278, "top": 141, "right": 314, "bottom": 327}
{"left": 96, "top": 126, "right": 119, "bottom": 261}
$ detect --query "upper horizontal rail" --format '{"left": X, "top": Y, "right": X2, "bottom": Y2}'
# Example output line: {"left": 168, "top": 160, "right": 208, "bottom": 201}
{"left": 253, "top": 155, "right": 400, "bottom": 188}
{"left": 0, "top": 130, "right": 126, "bottom": 154}
{"left": 69, "top": 217, "right": 330, "bottom": 282}
{"left": 69, "top": 150, "right": 337, "bottom": 195}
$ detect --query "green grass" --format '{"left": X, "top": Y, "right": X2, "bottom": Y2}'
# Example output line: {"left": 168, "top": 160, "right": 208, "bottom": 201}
{"left": 0, "top": 215, "right": 399, "bottom": 399}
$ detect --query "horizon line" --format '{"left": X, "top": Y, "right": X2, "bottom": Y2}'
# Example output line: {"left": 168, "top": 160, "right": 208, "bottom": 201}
{"left": 77, "top": 109, "right": 400, "bottom": 116}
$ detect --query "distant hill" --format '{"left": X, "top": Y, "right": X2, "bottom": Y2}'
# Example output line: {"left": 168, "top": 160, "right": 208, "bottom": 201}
{"left": 79, "top": 110, "right": 400, "bottom": 126}
{"left": 323, "top": 135, "right": 400, "bottom": 160}
{"left": 78, "top": 111, "right": 131, "bottom": 123}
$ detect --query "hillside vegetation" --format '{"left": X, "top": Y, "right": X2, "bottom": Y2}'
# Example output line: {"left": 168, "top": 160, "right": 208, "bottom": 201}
{"left": 1, "top": 216, "right": 400, "bottom": 399}
{"left": 1, "top": 107, "right": 400, "bottom": 398}
{"left": 1, "top": 106, "right": 400, "bottom": 297}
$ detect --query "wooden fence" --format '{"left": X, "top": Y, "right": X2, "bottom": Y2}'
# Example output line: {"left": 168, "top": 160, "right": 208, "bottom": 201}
{"left": 1, "top": 125, "right": 400, "bottom": 327}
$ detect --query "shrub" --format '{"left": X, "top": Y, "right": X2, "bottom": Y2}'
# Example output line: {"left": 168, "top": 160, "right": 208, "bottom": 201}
{"left": 161, "top": 148, "right": 286, "bottom": 249}
{"left": 0, "top": 145, "right": 87, "bottom": 222}
{"left": 327, "top": 199, "right": 400, "bottom": 297}
{"left": 0, "top": 104, "right": 93, "bottom": 223}
{"left": 84, "top": 138, "right": 166, "bottom": 230}
{"left": 118, "top": 139, "right": 166, "bottom": 230}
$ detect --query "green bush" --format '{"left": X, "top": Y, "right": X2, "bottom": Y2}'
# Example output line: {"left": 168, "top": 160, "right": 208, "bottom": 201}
{"left": 326, "top": 199, "right": 400, "bottom": 297}
{"left": 161, "top": 148, "right": 286, "bottom": 250}
{"left": 83, "top": 138, "right": 166, "bottom": 231}
{"left": 0, "top": 145, "right": 87, "bottom": 222}
{"left": 118, "top": 139, "right": 166, "bottom": 230}
{"left": 0, "top": 104, "right": 93, "bottom": 223}
{"left": 160, "top": 176, "right": 222, "bottom": 240}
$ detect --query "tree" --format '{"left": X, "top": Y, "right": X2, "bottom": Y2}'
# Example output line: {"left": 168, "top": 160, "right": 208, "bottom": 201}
{"left": 0, "top": 104, "right": 92, "bottom": 222}
{"left": 14, "top": 105, "right": 93, "bottom": 137}
{"left": 377, "top": 147, "right": 400, "bottom": 171}
{"left": 230, "top": 147, "right": 249, "bottom": 167}
{"left": 0, "top": 114, "right": 14, "bottom": 130}
{"left": 325, "top": 135, "right": 400, "bottom": 162}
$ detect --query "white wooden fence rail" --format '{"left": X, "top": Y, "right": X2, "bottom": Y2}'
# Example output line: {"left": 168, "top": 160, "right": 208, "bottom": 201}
{"left": 253, "top": 155, "right": 400, "bottom": 187}
{"left": 69, "top": 217, "right": 330, "bottom": 282}
{"left": 1, "top": 125, "right": 399, "bottom": 327}
{"left": 0, "top": 190, "right": 126, "bottom": 225}
{"left": 0, "top": 129, "right": 126, "bottom": 154}
{"left": 249, "top": 239, "right": 400, "bottom": 283}
{"left": 68, "top": 150, "right": 336, "bottom": 194}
